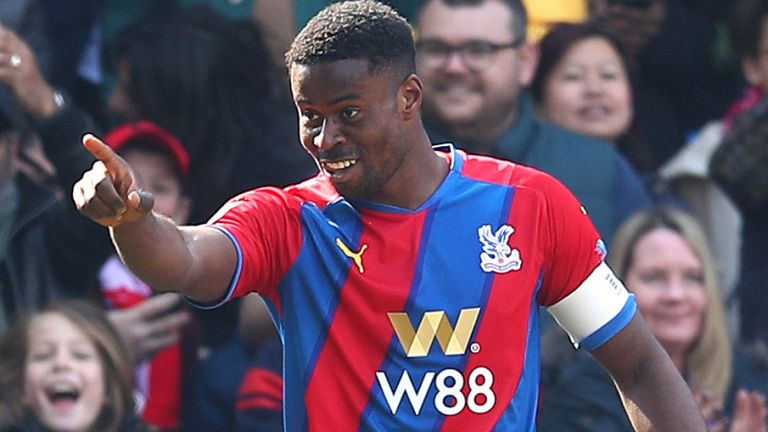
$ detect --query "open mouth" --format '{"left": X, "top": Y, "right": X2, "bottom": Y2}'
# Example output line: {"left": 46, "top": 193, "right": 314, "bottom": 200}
{"left": 45, "top": 383, "right": 81, "bottom": 409}
{"left": 321, "top": 158, "right": 358, "bottom": 176}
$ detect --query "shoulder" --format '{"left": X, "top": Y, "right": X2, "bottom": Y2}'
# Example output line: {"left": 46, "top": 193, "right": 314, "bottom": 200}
{"left": 208, "top": 174, "right": 337, "bottom": 222}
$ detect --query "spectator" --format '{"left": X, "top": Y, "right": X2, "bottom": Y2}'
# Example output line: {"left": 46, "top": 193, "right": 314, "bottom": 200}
{"left": 98, "top": 121, "right": 194, "bottom": 431}
{"left": 416, "top": 0, "right": 651, "bottom": 246}
{"left": 0, "top": 299, "right": 143, "bottom": 431}
{"left": 589, "top": 0, "right": 744, "bottom": 172}
{"left": 235, "top": 336, "right": 282, "bottom": 432}
{"left": 105, "top": 4, "right": 315, "bottom": 223}
{"left": 104, "top": 4, "right": 316, "bottom": 349}
{"left": 531, "top": 21, "right": 653, "bottom": 173}
{"left": 539, "top": 206, "right": 768, "bottom": 432}
{"left": 709, "top": 0, "right": 768, "bottom": 348}
{"left": 183, "top": 294, "right": 280, "bottom": 431}
{"left": 0, "top": 26, "right": 111, "bottom": 327}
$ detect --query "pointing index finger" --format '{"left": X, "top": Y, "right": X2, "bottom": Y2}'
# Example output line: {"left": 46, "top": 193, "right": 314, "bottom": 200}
{"left": 82, "top": 133, "right": 128, "bottom": 175}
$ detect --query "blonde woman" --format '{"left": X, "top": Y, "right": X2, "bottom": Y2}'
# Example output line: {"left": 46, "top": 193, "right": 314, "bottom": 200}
{"left": 540, "top": 206, "right": 768, "bottom": 432}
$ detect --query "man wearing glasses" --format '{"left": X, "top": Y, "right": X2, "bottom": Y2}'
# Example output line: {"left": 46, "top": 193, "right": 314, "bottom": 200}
{"left": 416, "top": 0, "right": 651, "bottom": 247}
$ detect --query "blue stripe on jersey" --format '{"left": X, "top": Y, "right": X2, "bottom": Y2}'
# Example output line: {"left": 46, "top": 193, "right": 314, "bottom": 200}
{"left": 183, "top": 225, "right": 244, "bottom": 310}
{"left": 279, "top": 200, "right": 364, "bottom": 432}
{"left": 492, "top": 273, "right": 543, "bottom": 432}
{"left": 359, "top": 173, "right": 516, "bottom": 430}
{"left": 578, "top": 294, "right": 637, "bottom": 351}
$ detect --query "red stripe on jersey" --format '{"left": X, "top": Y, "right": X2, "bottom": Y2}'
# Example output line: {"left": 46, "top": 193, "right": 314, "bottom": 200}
{"left": 305, "top": 210, "right": 428, "bottom": 431}
{"left": 440, "top": 179, "right": 543, "bottom": 430}
{"left": 457, "top": 151, "right": 517, "bottom": 186}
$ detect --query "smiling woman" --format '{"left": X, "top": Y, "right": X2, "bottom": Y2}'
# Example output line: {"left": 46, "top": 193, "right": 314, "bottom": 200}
{"left": 0, "top": 300, "right": 142, "bottom": 432}
{"left": 539, "top": 206, "right": 768, "bottom": 432}
{"left": 532, "top": 21, "right": 634, "bottom": 144}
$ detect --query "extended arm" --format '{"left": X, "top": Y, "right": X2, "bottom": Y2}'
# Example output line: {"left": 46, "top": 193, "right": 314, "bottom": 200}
{"left": 591, "top": 312, "right": 707, "bottom": 431}
{"left": 73, "top": 134, "right": 237, "bottom": 303}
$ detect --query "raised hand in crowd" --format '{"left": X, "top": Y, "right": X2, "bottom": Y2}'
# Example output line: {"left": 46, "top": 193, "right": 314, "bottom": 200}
{"left": 108, "top": 293, "right": 190, "bottom": 363}
{"left": 0, "top": 25, "right": 60, "bottom": 120}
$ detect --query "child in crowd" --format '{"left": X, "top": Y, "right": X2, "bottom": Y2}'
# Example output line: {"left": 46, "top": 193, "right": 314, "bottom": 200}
{"left": 0, "top": 300, "right": 141, "bottom": 432}
{"left": 98, "top": 121, "right": 192, "bottom": 431}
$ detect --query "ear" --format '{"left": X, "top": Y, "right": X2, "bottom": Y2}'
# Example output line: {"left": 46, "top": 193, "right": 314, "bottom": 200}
{"left": 398, "top": 74, "right": 423, "bottom": 121}
{"left": 518, "top": 41, "right": 540, "bottom": 88}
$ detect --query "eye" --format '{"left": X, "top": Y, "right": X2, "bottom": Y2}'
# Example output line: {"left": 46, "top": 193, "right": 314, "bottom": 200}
{"left": 30, "top": 351, "right": 54, "bottom": 362}
{"left": 683, "top": 271, "right": 704, "bottom": 285}
{"left": 301, "top": 110, "right": 323, "bottom": 132}
{"left": 463, "top": 41, "right": 494, "bottom": 57}
{"left": 417, "top": 40, "right": 450, "bottom": 56}
{"left": 639, "top": 271, "right": 665, "bottom": 284}
{"left": 73, "top": 350, "right": 95, "bottom": 361}
{"left": 302, "top": 110, "right": 320, "bottom": 122}
{"left": 340, "top": 108, "right": 360, "bottom": 121}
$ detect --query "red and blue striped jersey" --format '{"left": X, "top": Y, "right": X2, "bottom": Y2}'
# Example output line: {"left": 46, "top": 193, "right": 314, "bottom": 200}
{"left": 204, "top": 145, "right": 636, "bottom": 431}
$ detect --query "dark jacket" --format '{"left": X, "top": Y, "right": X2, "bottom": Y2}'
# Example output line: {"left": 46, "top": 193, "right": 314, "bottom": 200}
{"left": 0, "top": 106, "right": 111, "bottom": 324}
{"left": 428, "top": 95, "right": 651, "bottom": 246}
{"left": 538, "top": 348, "right": 768, "bottom": 431}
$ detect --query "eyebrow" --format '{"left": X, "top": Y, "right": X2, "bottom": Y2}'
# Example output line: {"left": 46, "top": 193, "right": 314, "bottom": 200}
{"left": 295, "top": 92, "right": 361, "bottom": 105}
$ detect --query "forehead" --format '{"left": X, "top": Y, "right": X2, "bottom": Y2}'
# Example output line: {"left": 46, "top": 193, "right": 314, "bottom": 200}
{"left": 290, "top": 59, "right": 390, "bottom": 103}
{"left": 561, "top": 37, "right": 623, "bottom": 65}
{"left": 417, "top": 1, "right": 515, "bottom": 42}
{"left": 28, "top": 313, "right": 89, "bottom": 343}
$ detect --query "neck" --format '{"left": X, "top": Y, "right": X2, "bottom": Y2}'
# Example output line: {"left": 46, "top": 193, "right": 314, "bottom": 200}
{"left": 376, "top": 128, "right": 449, "bottom": 210}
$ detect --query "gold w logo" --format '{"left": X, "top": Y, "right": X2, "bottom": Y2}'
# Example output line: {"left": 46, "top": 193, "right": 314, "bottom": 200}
{"left": 336, "top": 238, "right": 368, "bottom": 273}
{"left": 388, "top": 308, "right": 480, "bottom": 357}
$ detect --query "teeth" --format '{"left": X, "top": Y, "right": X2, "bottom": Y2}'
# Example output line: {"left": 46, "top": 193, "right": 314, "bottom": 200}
{"left": 325, "top": 160, "right": 356, "bottom": 170}
{"left": 51, "top": 383, "right": 75, "bottom": 392}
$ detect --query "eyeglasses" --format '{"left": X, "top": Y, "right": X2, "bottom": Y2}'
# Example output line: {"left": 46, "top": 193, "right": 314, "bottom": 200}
{"left": 416, "top": 38, "right": 523, "bottom": 72}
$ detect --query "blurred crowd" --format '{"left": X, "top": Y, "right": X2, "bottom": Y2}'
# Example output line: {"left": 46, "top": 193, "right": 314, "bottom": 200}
{"left": 0, "top": 0, "right": 766, "bottom": 430}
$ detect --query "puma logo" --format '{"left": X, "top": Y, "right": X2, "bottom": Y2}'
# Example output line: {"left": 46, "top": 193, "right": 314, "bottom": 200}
{"left": 336, "top": 238, "right": 368, "bottom": 274}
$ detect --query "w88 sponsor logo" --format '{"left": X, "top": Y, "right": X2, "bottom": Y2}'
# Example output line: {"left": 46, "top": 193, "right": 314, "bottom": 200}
{"left": 375, "top": 367, "right": 495, "bottom": 416}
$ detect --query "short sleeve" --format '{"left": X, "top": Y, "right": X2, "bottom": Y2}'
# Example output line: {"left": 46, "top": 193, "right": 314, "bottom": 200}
{"left": 205, "top": 187, "right": 304, "bottom": 308}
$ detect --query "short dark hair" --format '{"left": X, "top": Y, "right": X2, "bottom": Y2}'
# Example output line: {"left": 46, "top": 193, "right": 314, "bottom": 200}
{"left": 419, "top": 0, "right": 528, "bottom": 43}
{"left": 285, "top": 0, "right": 416, "bottom": 75}
{"left": 729, "top": 0, "right": 768, "bottom": 59}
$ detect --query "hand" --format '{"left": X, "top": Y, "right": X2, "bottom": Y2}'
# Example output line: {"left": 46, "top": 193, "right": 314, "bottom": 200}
{"left": 107, "top": 293, "right": 191, "bottom": 362}
{"left": 0, "top": 25, "right": 59, "bottom": 120}
{"left": 590, "top": 0, "right": 666, "bottom": 56}
{"left": 729, "top": 390, "right": 767, "bottom": 432}
{"left": 73, "top": 134, "right": 155, "bottom": 227}
{"left": 694, "top": 388, "right": 727, "bottom": 432}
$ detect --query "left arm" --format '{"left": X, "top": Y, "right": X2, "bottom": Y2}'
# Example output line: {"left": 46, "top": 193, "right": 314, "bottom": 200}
{"left": 591, "top": 312, "right": 707, "bottom": 432}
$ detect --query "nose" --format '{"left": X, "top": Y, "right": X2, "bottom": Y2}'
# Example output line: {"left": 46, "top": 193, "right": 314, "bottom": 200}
{"left": 584, "top": 74, "right": 604, "bottom": 95}
{"left": 661, "top": 277, "right": 687, "bottom": 301}
{"left": 443, "top": 51, "right": 471, "bottom": 74}
{"left": 52, "top": 350, "right": 72, "bottom": 370}
{"left": 314, "top": 118, "right": 345, "bottom": 151}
